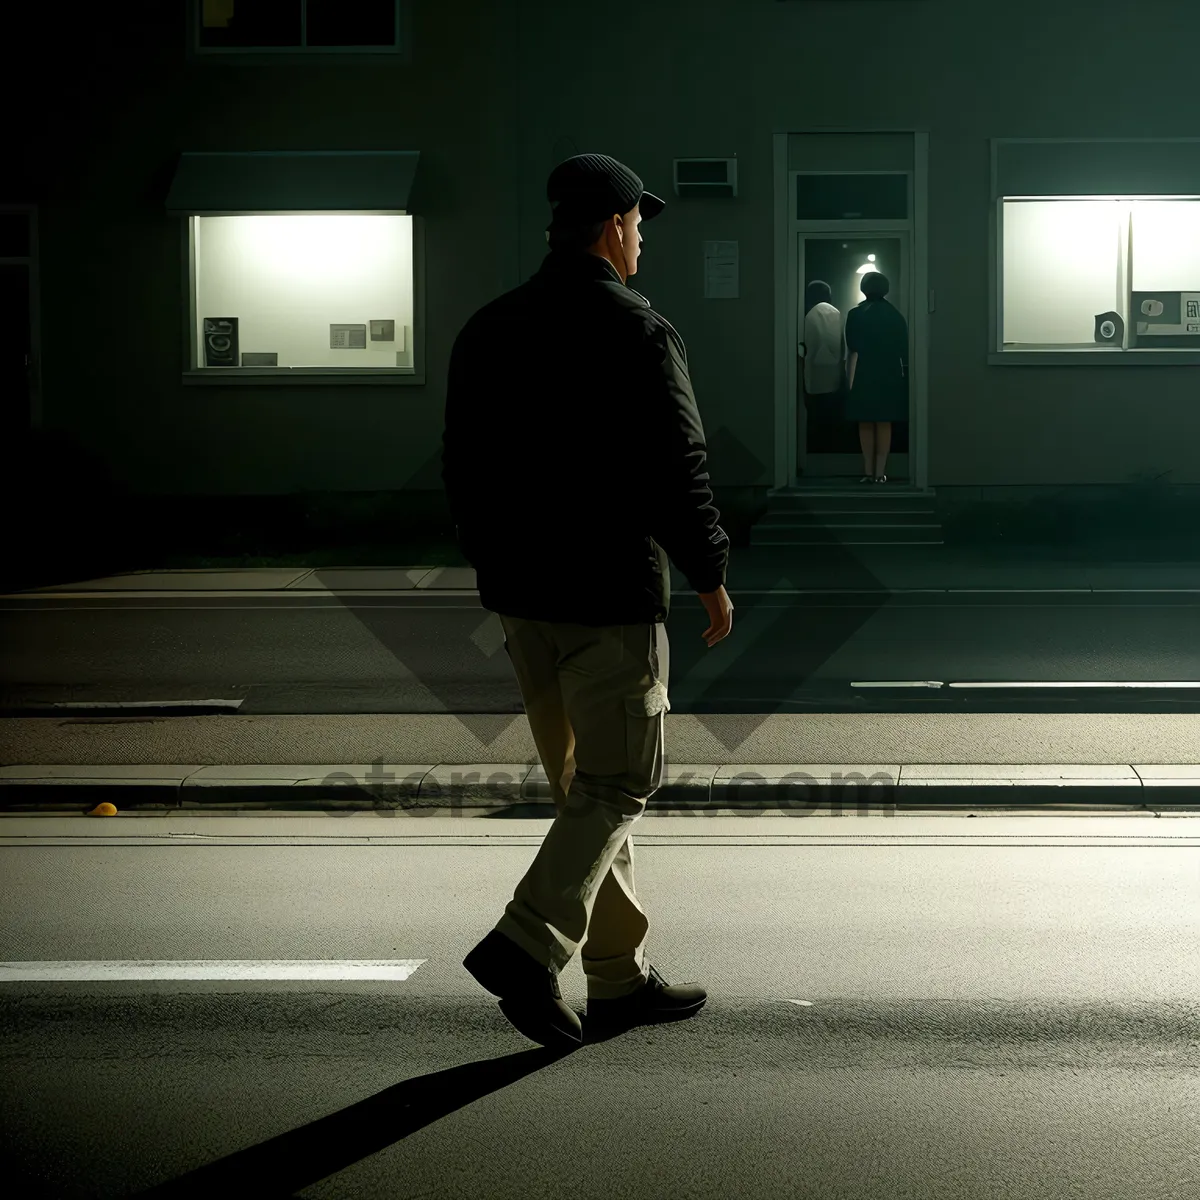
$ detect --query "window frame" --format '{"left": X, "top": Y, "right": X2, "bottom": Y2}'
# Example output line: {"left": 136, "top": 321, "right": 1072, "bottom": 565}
{"left": 992, "top": 194, "right": 1200, "bottom": 365}
{"left": 185, "top": 0, "right": 413, "bottom": 64}
{"left": 180, "top": 210, "right": 426, "bottom": 386}
{"left": 989, "top": 138, "right": 1200, "bottom": 365}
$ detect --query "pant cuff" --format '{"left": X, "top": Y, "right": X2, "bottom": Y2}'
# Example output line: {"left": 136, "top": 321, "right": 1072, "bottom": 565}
{"left": 493, "top": 917, "right": 562, "bottom": 973}
{"left": 585, "top": 970, "right": 648, "bottom": 1001}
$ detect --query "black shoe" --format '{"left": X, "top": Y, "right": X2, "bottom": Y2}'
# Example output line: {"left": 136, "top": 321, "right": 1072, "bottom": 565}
{"left": 463, "top": 929, "right": 583, "bottom": 1049}
{"left": 586, "top": 963, "right": 707, "bottom": 1034}
{"left": 858, "top": 475, "right": 874, "bottom": 484}
{"left": 873, "top": 474, "right": 888, "bottom": 484}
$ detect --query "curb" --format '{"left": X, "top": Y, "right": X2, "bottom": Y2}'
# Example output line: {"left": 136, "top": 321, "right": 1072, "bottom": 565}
{"left": 2, "top": 764, "right": 1199, "bottom": 814}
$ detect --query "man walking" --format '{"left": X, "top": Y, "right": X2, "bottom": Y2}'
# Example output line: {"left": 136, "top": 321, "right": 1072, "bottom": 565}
{"left": 441, "top": 153, "right": 734, "bottom": 1049}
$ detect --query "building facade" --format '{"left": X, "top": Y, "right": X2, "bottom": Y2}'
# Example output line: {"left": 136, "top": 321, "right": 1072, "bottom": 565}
{"left": 4, "top": 0, "right": 1200, "bottom": 536}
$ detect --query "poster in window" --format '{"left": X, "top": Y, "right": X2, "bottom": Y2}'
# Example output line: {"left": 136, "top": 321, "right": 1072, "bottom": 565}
{"left": 1186, "top": 293, "right": 1200, "bottom": 334}
{"left": 203, "top": 317, "right": 238, "bottom": 367}
{"left": 1131, "top": 292, "right": 1200, "bottom": 343}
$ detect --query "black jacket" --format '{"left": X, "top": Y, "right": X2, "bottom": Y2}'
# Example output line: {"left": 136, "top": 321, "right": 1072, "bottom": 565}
{"left": 441, "top": 249, "right": 729, "bottom": 626}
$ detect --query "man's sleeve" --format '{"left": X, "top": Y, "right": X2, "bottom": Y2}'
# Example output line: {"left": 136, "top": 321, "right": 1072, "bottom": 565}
{"left": 636, "top": 319, "right": 730, "bottom": 596}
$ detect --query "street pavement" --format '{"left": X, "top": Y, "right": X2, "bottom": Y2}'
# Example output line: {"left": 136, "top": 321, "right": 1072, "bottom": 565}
{"left": 0, "top": 811, "right": 1196, "bottom": 1199}
{"left": 8, "top": 561, "right": 1200, "bottom": 717}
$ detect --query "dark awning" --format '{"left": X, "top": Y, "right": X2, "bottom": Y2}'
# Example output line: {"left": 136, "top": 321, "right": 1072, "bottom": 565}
{"left": 165, "top": 150, "right": 420, "bottom": 214}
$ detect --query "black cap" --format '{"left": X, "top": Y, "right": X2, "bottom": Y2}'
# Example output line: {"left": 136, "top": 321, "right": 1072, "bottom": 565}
{"left": 546, "top": 153, "right": 666, "bottom": 230}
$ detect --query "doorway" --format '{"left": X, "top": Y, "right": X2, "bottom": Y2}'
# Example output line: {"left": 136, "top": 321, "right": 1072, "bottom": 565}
{"left": 797, "top": 232, "right": 911, "bottom": 480}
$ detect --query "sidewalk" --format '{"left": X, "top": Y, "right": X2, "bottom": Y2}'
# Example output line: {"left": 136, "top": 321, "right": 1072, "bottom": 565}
{"left": 9, "top": 542, "right": 1200, "bottom": 595}
{"left": 3, "top": 711, "right": 1200, "bottom": 814}
{"left": 6, "top": 546, "right": 1200, "bottom": 815}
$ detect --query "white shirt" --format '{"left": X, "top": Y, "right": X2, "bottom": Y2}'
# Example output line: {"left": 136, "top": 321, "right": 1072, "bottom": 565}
{"left": 803, "top": 302, "right": 843, "bottom": 394}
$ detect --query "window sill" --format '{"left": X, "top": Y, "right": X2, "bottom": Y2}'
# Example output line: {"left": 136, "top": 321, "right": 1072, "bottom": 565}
{"left": 989, "top": 350, "right": 1200, "bottom": 366}
{"left": 183, "top": 368, "right": 423, "bottom": 385}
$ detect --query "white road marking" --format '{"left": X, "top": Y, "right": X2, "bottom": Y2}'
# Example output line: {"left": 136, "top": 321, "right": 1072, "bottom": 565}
{"left": 0, "top": 960, "right": 425, "bottom": 981}
{"left": 948, "top": 681, "right": 1200, "bottom": 689}
{"left": 852, "top": 681, "right": 943, "bottom": 688}
{"left": 39, "top": 699, "right": 244, "bottom": 710}
{"left": 852, "top": 681, "right": 1200, "bottom": 689}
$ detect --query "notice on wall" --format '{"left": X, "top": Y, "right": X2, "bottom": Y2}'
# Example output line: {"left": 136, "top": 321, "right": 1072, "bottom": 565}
{"left": 704, "top": 240, "right": 739, "bottom": 299}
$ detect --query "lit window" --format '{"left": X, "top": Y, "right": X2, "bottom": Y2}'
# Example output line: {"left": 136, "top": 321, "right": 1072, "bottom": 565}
{"left": 1000, "top": 196, "right": 1200, "bottom": 352}
{"left": 191, "top": 214, "right": 414, "bottom": 372}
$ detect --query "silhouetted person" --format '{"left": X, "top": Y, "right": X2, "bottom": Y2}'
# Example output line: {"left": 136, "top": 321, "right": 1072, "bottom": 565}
{"left": 845, "top": 272, "right": 909, "bottom": 483}
{"left": 801, "top": 279, "right": 844, "bottom": 456}
{"left": 444, "top": 154, "right": 722, "bottom": 1049}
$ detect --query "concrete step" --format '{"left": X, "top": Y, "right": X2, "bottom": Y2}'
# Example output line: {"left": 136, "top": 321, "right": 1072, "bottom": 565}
{"left": 750, "top": 525, "right": 944, "bottom": 546}
{"left": 769, "top": 494, "right": 936, "bottom": 512}
{"left": 754, "top": 486, "right": 944, "bottom": 546}
{"left": 757, "top": 513, "right": 941, "bottom": 528}
{"left": 760, "top": 506, "right": 937, "bottom": 518}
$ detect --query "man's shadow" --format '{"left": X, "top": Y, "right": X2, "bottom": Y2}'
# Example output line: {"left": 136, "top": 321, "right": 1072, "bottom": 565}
{"left": 131, "top": 1024, "right": 629, "bottom": 1198}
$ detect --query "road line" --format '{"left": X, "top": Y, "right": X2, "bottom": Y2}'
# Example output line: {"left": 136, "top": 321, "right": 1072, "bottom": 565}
{"left": 852, "top": 681, "right": 943, "bottom": 688}
{"left": 947, "top": 681, "right": 1200, "bottom": 689}
{"left": 850, "top": 681, "right": 1200, "bottom": 690}
{"left": 0, "top": 959, "right": 425, "bottom": 981}
{"left": 37, "top": 699, "right": 244, "bottom": 710}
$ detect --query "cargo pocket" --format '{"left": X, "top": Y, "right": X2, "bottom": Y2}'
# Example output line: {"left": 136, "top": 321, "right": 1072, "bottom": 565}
{"left": 624, "top": 679, "right": 670, "bottom": 798}
{"left": 627, "top": 680, "right": 670, "bottom": 719}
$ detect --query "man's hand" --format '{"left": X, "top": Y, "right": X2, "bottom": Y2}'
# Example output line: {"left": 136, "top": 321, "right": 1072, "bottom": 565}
{"left": 698, "top": 585, "right": 733, "bottom": 647}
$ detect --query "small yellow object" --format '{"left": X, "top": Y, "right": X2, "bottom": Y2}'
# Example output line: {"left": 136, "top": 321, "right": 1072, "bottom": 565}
{"left": 88, "top": 802, "right": 118, "bottom": 816}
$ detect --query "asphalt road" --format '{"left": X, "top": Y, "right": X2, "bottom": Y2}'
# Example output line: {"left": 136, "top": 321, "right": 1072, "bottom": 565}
{"left": 5, "top": 591, "right": 1200, "bottom": 715}
{"left": 0, "top": 812, "right": 1196, "bottom": 1199}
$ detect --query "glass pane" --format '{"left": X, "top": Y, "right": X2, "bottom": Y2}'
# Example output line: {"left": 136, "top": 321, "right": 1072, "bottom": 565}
{"left": 1002, "top": 200, "right": 1122, "bottom": 347}
{"left": 306, "top": 0, "right": 397, "bottom": 47}
{"left": 796, "top": 174, "right": 908, "bottom": 221}
{"left": 1129, "top": 200, "right": 1200, "bottom": 347}
{"left": 1130, "top": 201, "right": 1200, "bottom": 292}
{"left": 199, "top": 0, "right": 302, "bottom": 48}
{"left": 193, "top": 215, "right": 414, "bottom": 371}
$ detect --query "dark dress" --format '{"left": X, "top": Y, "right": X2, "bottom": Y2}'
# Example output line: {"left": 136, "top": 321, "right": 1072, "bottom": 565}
{"left": 844, "top": 297, "right": 909, "bottom": 422}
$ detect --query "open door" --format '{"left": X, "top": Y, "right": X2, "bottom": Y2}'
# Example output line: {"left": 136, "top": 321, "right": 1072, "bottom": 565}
{"left": 796, "top": 232, "right": 911, "bottom": 481}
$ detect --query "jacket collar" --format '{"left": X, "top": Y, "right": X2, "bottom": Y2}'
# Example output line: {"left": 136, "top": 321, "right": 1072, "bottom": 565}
{"left": 535, "top": 248, "right": 622, "bottom": 283}
{"left": 534, "top": 249, "right": 650, "bottom": 308}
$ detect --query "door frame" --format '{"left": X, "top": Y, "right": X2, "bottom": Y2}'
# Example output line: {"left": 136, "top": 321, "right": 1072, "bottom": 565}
{"left": 795, "top": 229, "right": 911, "bottom": 478}
{"left": 773, "top": 132, "right": 930, "bottom": 492}
{"left": 0, "top": 203, "right": 41, "bottom": 432}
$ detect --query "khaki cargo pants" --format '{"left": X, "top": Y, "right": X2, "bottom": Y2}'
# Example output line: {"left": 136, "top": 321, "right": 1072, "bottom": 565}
{"left": 493, "top": 616, "right": 670, "bottom": 1000}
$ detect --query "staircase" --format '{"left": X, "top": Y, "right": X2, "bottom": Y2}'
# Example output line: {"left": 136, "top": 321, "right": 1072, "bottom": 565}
{"left": 749, "top": 482, "right": 944, "bottom": 547}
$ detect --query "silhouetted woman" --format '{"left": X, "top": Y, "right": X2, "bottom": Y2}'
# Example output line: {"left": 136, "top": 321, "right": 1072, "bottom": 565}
{"left": 844, "top": 272, "right": 909, "bottom": 484}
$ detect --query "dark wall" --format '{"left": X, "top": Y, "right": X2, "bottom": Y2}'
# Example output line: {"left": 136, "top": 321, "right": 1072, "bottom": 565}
{"left": 6, "top": 0, "right": 1200, "bottom": 503}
